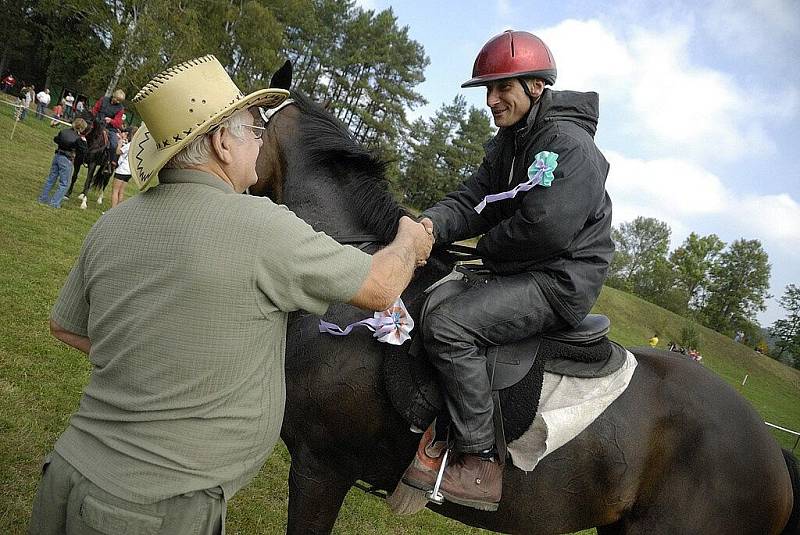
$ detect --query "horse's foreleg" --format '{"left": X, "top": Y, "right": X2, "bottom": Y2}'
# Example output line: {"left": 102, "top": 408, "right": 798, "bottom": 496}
{"left": 287, "top": 446, "right": 356, "bottom": 535}
{"left": 81, "top": 163, "right": 94, "bottom": 197}
{"left": 67, "top": 164, "right": 80, "bottom": 197}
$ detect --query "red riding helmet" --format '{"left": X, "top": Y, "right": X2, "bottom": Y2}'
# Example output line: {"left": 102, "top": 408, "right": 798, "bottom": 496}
{"left": 462, "top": 30, "right": 557, "bottom": 88}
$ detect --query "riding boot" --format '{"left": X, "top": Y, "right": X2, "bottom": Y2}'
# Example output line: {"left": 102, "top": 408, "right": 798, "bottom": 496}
{"left": 438, "top": 452, "right": 502, "bottom": 511}
{"left": 401, "top": 426, "right": 447, "bottom": 491}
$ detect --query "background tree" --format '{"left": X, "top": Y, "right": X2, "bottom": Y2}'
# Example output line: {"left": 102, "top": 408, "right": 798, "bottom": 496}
{"left": 669, "top": 232, "right": 725, "bottom": 311}
{"left": 607, "top": 216, "right": 671, "bottom": 295}
{"left": 702, "top": 239, "right": 771, "bottom": 335}
{"left": 402, "top": 96, "right": 492, "bottom": 209}
{"left": 769, "top": 284, "right": 800, "bottom": 367}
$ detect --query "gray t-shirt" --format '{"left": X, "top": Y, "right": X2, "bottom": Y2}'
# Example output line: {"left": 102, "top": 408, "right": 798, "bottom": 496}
{"left": 51, "top": 169, "right": 371, "bottom": 503}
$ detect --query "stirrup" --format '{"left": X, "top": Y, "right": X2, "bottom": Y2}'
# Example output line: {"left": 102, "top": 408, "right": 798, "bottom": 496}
{"left": 427, "top": 447, "right": 450, "bottom": 505}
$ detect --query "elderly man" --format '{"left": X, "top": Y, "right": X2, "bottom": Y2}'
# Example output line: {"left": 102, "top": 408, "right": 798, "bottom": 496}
{"left": 29, "top": 55, "right": 432, "bottom": 534}
{"left": 403, "top": 30, "right": 614, "bottom": 510}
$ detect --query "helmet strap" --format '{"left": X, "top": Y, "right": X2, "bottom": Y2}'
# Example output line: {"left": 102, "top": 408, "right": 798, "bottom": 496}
{"left": 518, "top": 78, "right": 540, "bottom": 115}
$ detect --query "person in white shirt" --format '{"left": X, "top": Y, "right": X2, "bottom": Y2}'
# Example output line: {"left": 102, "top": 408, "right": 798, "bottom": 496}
{"left": 36, "top": 88, "right": 51, "bottom": 120}
{"left": 64, "top": 92, "right": 75, "bottom": 119}
{"left": 111, "top": 126, "right": 137, "bottom": 208}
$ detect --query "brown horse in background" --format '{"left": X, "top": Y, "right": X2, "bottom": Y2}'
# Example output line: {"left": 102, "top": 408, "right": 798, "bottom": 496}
{"left": 249, "top": 64, "right": 798, "bottom": 535}
{"left": 66, "top": 111, "right": 113, "bottom": 206}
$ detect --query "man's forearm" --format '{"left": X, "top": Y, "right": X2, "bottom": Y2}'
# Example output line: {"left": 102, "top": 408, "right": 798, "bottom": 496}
{"left": 50, "top": 319, "right": 91, "bottom": 355}
{"left": 349, "top": 238, "right": 417, "bottom": 311}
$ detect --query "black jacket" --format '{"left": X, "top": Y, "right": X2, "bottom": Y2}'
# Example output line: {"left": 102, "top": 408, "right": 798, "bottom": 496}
{"left": 423, "top": 89, "right": 614, "bottom": 326}
{"left": 53, "top": 128, "right": 87, "bottom": 157}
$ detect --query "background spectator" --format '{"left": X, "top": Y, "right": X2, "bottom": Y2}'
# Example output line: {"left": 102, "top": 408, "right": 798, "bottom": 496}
{"left": 36, "top": 88, "right": 51, "bottom": 120}
{"left": 19, "top": 85, "right": 35, "bottom": 120}
{"left": 64, "top": 92, "right": 75, "bottom": 119}
{"left": 110, "top": 126, "right": 137, "bottom": 208}
{"left": 1, "top": 73, "right": 16, "bottom": 93}
{"left": 50, "top": 103, "right": 64, "bottom": 127}
{"left": 37, "top": 117, "right": 89, "bottom": 208}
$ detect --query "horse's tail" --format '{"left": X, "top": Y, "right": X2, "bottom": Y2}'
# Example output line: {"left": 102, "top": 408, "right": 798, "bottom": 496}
{"left": 782, "top": 448, "right": 800, "bottom": 535}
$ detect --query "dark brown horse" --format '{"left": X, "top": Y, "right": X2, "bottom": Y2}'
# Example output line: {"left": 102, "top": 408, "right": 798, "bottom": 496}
{"left": 66, "top": 111, "right": 112, "bottom": 206}
{"left": 251, "top": 70, "right": 798, "bottom": 535}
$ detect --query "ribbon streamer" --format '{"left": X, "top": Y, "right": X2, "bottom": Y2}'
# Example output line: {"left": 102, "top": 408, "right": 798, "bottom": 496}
{"left": 474, "top": 151, "right": 558, "bottom": 213}
{"left": 319, "top": 297, "right": 414, "bottom": 345}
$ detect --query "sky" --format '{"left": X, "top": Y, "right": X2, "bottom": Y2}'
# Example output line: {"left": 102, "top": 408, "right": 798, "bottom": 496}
{"left": 357, "top": 0, "right": 800, "bottom": 327}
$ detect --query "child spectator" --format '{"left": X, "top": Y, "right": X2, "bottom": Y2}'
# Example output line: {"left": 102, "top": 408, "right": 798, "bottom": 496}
{"left": 110, "top": 126, "right": 137, "bottom": 208}
{"left": 50, "top": 104, "right": 64, "bottom": 127}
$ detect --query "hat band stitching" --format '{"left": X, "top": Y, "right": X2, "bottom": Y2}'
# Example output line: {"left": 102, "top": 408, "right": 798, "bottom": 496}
{"left": 133, "top": 54, "right": 215, "bottom": 102}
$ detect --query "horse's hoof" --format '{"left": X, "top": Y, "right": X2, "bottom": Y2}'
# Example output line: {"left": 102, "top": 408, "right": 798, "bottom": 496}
{"left": 387, "top": 480, "right": 428, "bottom": 515}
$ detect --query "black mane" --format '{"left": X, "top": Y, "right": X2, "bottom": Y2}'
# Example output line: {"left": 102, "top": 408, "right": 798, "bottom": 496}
{"left": 289, "top": 90, "right": 405, "bottom": 242}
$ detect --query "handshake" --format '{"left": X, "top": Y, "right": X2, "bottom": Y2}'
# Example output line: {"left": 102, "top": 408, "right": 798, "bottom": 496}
{"left": 397, "top": 215, "right": 435, "bottom": 268}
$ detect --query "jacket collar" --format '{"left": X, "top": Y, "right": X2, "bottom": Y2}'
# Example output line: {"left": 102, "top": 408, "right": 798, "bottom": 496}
{"left": 157, "top": 168, "right": 236, "bottom": 194}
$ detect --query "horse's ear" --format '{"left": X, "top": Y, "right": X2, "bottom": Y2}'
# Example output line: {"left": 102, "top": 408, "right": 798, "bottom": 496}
{"left": 270, "top": 60, "right": 292, "bottom": 91}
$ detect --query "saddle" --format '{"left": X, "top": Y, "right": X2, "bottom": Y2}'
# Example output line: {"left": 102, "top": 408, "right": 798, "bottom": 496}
{"left": 383, "top": 274, "right": 627, "bottom": 463}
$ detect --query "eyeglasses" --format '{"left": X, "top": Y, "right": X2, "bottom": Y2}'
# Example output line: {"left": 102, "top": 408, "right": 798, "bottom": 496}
{"left": 241, "top": 123, "right": 266, "bottom": 140}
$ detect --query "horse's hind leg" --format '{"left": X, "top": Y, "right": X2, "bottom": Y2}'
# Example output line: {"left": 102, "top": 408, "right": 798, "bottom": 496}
{"left": 287, "top": 447, "right": 356, "bottom": 535}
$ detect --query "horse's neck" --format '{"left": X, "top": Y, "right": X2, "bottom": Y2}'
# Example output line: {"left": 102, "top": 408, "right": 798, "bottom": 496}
{"left": 283, "top": 161, "right": 368, "bottom": 239}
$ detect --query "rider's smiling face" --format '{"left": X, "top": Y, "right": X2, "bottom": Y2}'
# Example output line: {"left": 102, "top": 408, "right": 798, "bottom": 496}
{"left": 485, "top": 78, "right": 544, "bottom": 127}
{"left": 485, "top": 79, "right": 530, "bottom": 127}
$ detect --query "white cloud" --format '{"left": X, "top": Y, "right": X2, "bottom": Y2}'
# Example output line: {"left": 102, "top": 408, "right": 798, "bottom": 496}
{"left": 535, "top": 20, "right": 634, "bottom": 95}
{"left": 533, "top": 19, "right": 792, "bottom": 164}
{"left": 703, "top": 0, "right": 800, "bottom": 60}
{"left": 734, "top": 194, "right": 800, "bottom": 244}
{"left": 605, "top": 150, "right": 800, "bottom": 252}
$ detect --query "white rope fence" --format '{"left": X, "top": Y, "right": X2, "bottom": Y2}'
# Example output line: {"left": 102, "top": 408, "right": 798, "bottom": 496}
{"left": 1, "top": 96, "right": 73, "bottom": 140}
{"left": 765, "top": 421, "right": 800, "bottom": 452}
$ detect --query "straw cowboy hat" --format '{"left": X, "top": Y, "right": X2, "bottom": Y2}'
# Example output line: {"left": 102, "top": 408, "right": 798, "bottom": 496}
{"left": 130, "top": 55, "right": 289, "bottom": 188}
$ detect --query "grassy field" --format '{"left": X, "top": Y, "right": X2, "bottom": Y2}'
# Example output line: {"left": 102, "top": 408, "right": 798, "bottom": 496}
{"left": 1, "top": 97, "right": 798, "bottom": 534}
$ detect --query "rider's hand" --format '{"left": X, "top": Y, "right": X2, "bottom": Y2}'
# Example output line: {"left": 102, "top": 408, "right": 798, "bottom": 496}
{"left": 419, "top": 217, "right": 435, "bottom": 244}
{"left": 398, "top": 216, "right": 433, "bottom": 267}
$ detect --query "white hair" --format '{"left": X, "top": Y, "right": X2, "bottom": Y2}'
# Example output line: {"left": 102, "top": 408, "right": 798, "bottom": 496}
{"left": 164, "top": 109, "right": 251, "bottom": 169}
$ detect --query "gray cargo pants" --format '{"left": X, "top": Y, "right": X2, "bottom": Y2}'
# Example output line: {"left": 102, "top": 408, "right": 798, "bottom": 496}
{"left": 422, "top": 271, "right": 566, "bottom": 453}
{"left": 29, "top": 451, "right": 225, "bottom": 535}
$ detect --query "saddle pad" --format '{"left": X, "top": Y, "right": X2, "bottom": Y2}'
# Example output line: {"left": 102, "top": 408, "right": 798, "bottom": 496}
{"left": 507, "top": 350, "right": 637, "bottom": 472}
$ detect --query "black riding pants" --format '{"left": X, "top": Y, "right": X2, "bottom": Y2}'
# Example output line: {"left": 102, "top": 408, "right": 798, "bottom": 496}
{"left": 422, "top": 271, "right": 566, "bottom": 453}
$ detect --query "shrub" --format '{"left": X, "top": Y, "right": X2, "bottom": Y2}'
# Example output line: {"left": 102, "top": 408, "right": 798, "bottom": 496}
{"left": 680, "top": 322, "right": 700, "bottom": 349}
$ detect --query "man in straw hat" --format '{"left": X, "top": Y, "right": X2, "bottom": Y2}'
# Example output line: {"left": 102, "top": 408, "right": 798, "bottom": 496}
{"left": 30, "top": 55, "right": 432, "bottom": 533}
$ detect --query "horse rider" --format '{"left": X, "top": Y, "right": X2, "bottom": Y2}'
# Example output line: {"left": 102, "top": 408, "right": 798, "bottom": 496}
{"left": 403, "top": 30, "right": 614, "bottom": 510}
{"left": 91, "top": 88, "right": 126, "bottom": 164}
{"left": 30, "top": 55, "right": 432, "bottom": 533}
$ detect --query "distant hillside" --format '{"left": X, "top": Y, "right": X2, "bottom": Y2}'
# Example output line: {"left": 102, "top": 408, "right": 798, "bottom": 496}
{"left": 592, "top": 285, "right": 800, "bottom": 448}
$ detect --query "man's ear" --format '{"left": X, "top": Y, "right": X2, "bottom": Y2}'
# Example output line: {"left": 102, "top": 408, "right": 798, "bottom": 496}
{"left": 530, "top": 78, "right": 546, "bottom": 98}
{"left": 210, "top": 128, "right": 233, "bottom": 164}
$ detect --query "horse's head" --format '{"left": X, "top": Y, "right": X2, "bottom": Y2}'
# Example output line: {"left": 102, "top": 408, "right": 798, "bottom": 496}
{"left": 252, "top": 64, "right": 404, "bottom": 244}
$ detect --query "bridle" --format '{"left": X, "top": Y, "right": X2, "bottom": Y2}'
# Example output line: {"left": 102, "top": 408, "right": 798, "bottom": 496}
{"left": 256, "top": 100, "right": 481, "bottom": 261}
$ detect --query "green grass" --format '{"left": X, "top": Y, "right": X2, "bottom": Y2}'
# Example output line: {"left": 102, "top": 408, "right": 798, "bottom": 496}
{"left": 1, "top": 95, "right": 798, "bottom": 533}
